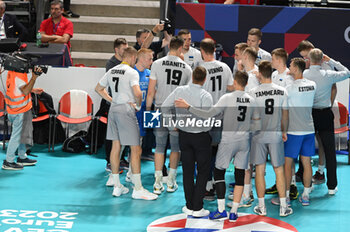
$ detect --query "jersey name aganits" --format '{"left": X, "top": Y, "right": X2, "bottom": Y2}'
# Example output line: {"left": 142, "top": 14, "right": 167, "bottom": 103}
{"left": 162, "top": 60, "right": 186, "bottom": 68}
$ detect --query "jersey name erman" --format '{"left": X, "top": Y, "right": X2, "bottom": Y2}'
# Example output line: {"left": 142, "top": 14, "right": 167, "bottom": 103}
{"left": 111, "top": 69, "right": 125, "bottom": 75}
{"left": 255, "top": 89, "right": 284, "bottom": 97}
{"left": 208, "top": 66, "right": 223, "bottom": 75}
{"left": 298, "top": 86, "right": 315, "bottom": 92}
{"left": 162, "top": 60, "right": 186, "bottom": 68}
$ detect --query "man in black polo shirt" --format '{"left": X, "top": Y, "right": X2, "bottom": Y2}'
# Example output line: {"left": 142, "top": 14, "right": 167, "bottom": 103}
{"left": 134, "top": 23, "right": 171, "bottom": 59}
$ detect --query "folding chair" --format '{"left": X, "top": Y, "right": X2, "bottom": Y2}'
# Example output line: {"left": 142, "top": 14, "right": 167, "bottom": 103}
{"left": 51, "top": 90, "right": 95, "bottom": 153}
{"left": 332, "top": 101, "right": 350, "bottom": 164}
{"left": 0, "top": 91, "right": 9, "bottom": 150}
{"left": 32, "top": 94, "right": 54, "bottom": 152}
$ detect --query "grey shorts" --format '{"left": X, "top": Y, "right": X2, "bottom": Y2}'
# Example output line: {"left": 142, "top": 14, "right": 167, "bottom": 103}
{"left": 154, "top": 126, "right": 179, "bottom": 154}
{"left": 215, "top": 140, "right": 250, "bottom": 170}
{"left": 250, "top": 141, "right": 284, "bottom": 167}
{"left": 106, "top": 104, "right": 140, "bottom": 146}
{"left": 209, "top": 124, "right": 223, "bottom": 145}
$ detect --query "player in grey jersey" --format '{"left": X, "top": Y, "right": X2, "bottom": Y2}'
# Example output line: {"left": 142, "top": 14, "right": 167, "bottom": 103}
{"left": 96, "top": 47, "right": 157, "bottom": 200}
{"left": 232, "top": 42, "right": 248, "bottom": 75}
{"left": 249, "top": 61, "right": 292, "bottom": 217}
{"left": 178, "top": 29, "right": 203, "bottom": 70}
{"left": 199, "top": 38, "right": 234, "bottom": 197}
{"left": 176, "top": 71, "right": 260, "bottom": 222}
{"left": 247, "top": 28, "right": 271, "bottom": 65}
{"left": 284, "top": 58, "right": 316, "bottom": 206}
{"left": 146, "top": 36, "right": 192, "bottom": 195}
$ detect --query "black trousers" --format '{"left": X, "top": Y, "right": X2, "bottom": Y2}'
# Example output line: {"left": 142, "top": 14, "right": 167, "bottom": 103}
{"left": 179, "top": 130, "right": 211, "bottom": 211}
{"left": 312, "top": 108, "right": 337, "bottom": 189}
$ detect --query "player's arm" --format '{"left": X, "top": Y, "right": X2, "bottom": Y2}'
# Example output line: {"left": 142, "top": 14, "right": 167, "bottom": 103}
{"left": 132, "top": 85, "right": 142, "bottom": 109}
{"left": 281, "top": 109, "right": 289, "bottom": 142}
{"left": 225, "top": 65, "right": 235, "bottom": 92}
{"left": 161, "top": 88, "right": 177, "bottom": 131}
{"left": 250, "top": 100, "right": 261, "bottom": 132}
{"left": 176, "top": 95, "right": 219, "bottom": 119}
{"left": 331, "top": 84, "right": 337, "bottom": 106}
{"left": 95, "top": 83, "right": 112, "bottom": 103}
{"left": 146, "top": 79, "right": 156, "bottom": 111}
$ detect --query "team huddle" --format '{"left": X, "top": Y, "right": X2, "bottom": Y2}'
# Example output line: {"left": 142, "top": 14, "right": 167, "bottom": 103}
{"left": 95, "top": 28, "right": 350, "bottom": 221}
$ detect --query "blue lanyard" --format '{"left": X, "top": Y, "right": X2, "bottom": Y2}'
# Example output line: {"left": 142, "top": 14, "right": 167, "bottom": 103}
{"left": 52, "top": 19, "right": 61, "bottom": 35}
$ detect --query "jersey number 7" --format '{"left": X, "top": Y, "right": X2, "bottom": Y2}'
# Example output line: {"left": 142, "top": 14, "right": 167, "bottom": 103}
{"left": 112, "top": 77, "right": 119, "bottom": 92}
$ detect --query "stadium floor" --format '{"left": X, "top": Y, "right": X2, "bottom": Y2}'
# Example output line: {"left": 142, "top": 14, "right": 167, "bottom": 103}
{"left": 0, "top": 144, "right": 349, "bottom": 232}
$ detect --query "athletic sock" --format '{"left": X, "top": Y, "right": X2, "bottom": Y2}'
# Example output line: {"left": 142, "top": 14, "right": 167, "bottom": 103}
{"left": 168, "top": 168, "right": 177, "bottom": 181}
{"left": 280, "top": 197, "right": 287, "bottom": 208}
{"left": 132, "top": 173, "right": 142, "bottom": 191}
{"left": 258, "top": 198, "right": 265, "bottom": 207}
{"left": 217, "top": 199, "right": 225, "bottom": 212}
{"left": 291, "top": 175, "right": 296, "bottom": 186}
{"left": 286, "top": 190, "right": 290, "bottom": 198}
{"left": 155, "top": 170, "right": 163, "bottom": 184}
{"left": 231, "top": 202, "right": 239, "bottom": 214}
{"left": 318, "top": 165, "right": 325, "bottom": 175}
{"left": 303, "top": 187, "right": 311, "bottom": 197}
{"left": 112, "top": 174, "right": 121, "bottom": 187}
{"left": 243, "top": 184, "right": 251, "bottom": 198}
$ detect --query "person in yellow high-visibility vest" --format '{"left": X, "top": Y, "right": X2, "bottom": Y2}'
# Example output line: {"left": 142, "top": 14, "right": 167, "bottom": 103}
{"left": 2, "top": 67, "right": 43, "bottom": 170}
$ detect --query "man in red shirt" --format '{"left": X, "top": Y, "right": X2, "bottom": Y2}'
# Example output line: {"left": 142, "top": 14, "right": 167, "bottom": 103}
{"left": 40, "top": 0, "right": 73, "bottom": 49}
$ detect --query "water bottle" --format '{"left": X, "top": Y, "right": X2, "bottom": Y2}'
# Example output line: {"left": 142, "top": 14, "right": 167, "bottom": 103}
{"left": 36, "top": 31, "right": 42, "bottom": 47}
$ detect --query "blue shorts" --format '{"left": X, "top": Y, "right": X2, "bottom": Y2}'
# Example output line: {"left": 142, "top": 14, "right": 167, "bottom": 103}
{"left": 284, "top": 133, "right": 315, "bottom": 159}
{"left": 136, "top": 108, "right": 146, "bottom": 137}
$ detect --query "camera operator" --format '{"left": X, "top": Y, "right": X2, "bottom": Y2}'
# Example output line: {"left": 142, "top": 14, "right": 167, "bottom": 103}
{"left": 134, "top": 22, "right": 172, "bottom": 59}
{"left": 2, "top": 67, "right": 43, "bottom": 170}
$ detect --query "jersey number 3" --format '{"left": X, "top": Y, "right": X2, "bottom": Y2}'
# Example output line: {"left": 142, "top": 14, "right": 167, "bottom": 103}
{"left": 237, "top": 106, "right": 247, "bottom": 121}
{"left": 166, "top": 69, "right": 182, "bottom": 85}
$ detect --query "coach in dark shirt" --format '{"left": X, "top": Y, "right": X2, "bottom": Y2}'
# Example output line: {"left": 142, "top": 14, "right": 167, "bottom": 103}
{"left": 134, "top": 23, "right": 171, "bottom": 59}
{"left": 0, "top": 1, "right": 28, "bottom": 41}
{"left": 106, "top": 38, "right": 128, "bottom": 71}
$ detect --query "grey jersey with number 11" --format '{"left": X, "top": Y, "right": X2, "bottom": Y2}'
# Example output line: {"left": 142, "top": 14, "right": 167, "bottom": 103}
{"left": 201, "top": 60, "right": 233, "bottom": 104}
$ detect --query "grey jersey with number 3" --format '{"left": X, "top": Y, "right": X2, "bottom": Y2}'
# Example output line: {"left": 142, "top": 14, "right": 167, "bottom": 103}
{"left": 150, "top": 55, "right": 192, "bottom": 107}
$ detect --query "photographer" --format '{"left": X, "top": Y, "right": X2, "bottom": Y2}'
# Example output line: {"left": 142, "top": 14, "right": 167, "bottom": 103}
{"left": 134, "top": 22, "right": 172, "bottom": 59}
{"left": 2, "top": 67, "right": 43, "bottom": 170}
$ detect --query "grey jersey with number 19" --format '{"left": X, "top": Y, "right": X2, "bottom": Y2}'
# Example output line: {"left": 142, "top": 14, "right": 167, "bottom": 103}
{"left": 150, "top": 55, "right": 192, "bottom": 107}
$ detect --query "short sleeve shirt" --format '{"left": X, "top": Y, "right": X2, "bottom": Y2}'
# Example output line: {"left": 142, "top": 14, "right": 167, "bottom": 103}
{"left": 40, "top": 16, "right": 73, "bottom": 49}
{"left": 99, "top": 63, "right": 139, "bottom": 105}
